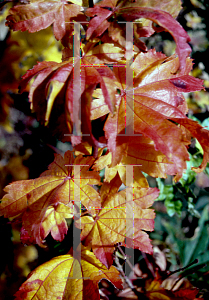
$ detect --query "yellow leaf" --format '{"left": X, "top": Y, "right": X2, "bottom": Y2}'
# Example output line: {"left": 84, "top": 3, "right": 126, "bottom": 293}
{"left": 14, "top": 245, "right": 123, "bottom": 300}
{"left": 45, "top": 81, "right": 65, "bottom": 125}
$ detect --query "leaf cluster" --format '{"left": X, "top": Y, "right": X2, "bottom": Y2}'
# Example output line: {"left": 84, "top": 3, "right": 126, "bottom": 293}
{"left": 0, "top": 0, "right": 209, "bottom": 299}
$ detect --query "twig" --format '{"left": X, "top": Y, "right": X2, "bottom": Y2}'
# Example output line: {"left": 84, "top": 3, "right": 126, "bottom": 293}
{"left": 162, "top": 259, "right": 199, "bottom": 280}
{"left": 118, "top": 245, "right": 135, "bottom": 273}
{"left": 114, "top": 251, "right": 149, "bottom": 300}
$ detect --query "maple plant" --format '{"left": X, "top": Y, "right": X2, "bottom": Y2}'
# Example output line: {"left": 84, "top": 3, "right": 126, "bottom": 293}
{"left": 0, "top": 0, "right": 209, "bottom": 299}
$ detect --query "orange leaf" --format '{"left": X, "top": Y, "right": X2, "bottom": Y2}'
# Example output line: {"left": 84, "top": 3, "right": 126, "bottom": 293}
{"left": 93, "top": 152, "right": 149, "bottom": 187}
{"left": 0, "top": 151, "right": 101, "bottom": 245}
{"left": 121, "top": 136, "right": 179, "bottom": 179}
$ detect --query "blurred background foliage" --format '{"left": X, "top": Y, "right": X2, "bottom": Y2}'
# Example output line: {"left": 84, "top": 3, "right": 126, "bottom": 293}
{"left": 0, "top": 0, "right": 209, "bottom": 299}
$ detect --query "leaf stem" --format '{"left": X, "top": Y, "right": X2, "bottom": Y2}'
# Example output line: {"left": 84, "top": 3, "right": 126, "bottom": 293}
{"left": 118, "top": 245, "right": 135, "bottom": 273}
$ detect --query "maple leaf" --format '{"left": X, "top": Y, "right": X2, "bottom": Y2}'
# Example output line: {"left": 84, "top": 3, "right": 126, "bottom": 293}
{"left": 93, "top": 0, "right": 183, "bottom": 19}
{"left": 0, "top": 151, "right": 101, "bottom": 245}
{"left": 80, "top": 42, "right": 125, "bottom": 64}
{"left": 95, "top": 138, "right": 180, "bottom": 181}
{"left": 19, "top": 49, "right": 118, "bottom": 146}
{"left": 86, "top": 0, "right": 190, "bottom": 71}
{"left": 6, "top": 0, "right": 85, "bottom": 41}
{"left": 104, "top": 50, "right": 207, "bottom": 181}
{"left": 77, "top": 173, "right": 158, "bottom": 268}
{"left": 90, "top": 0, "right": 182, "bottom": 50}
{"left": 21, "top": 202, "right": 73, "bottom": 245}
{"left": 122, "top": 137, "right": 179, "bottom": 179}
{"left": 93, "top": 151, "right": 149, "bottom": 187}
{"left": 14, "top": 245, "right": 123, "bottom": 300}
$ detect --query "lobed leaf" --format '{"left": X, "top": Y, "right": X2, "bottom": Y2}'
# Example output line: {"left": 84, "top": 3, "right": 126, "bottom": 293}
{"left": 19, "top": 52, "right": 118, "bottom": 146}
{"left": 77, "top": 174, "right": 158, "bottom": 268}
{"left": 104, "top": 50, "right": 207, "bottom": 181}
{"left": 21, "top": 202, "right": 73, "bottom": 245}
{"left": 0, "top": 151, "right": 101, "bottom": 245}
{"left": 14, "top": 245, "right": 123, "bottom": 300}
{"left": 86, "top": 0, "right": 190, "bottom": 71}
{"left": 119, "top": 7, "right": 191, "bottom": 72}
{"left": 6, "top": 0, "right": 85, "bottom": 41}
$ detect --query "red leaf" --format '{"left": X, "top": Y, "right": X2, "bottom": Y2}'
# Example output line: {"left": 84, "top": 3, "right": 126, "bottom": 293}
{"left": 86, "top": 0, "right": 190, "bottom": 71}
{"left": 6, "top": 1, "right": 85, "bottom": 40}
{"left": 86, "top": 6, "right": 112, "bottom": 40}
{"left": 19, "top": 54, "right": 116, "bottom": 146}
{"left": 119, "top": 7, "right": 191, "bottom": 72}
{"left": 173, "top": 288, "right": 199, "bottom": 299}
{"left": 103, "top": 50, "right": 206, "bottom": 180}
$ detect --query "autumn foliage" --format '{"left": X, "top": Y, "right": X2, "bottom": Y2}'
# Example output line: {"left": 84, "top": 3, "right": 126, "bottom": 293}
{"left": 0, "top": 0, "right": 209, "bottom": 299}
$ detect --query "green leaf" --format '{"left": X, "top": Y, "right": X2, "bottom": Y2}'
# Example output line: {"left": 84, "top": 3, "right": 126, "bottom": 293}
{"left": 201, "top": 117, "right": 209, "bottom": 129}
{"left": 162, "top": 219, "right": 185, "bottom": 262}
{"left": 183, "top": 204, "right": 209, "bottom": 266}
{"left": 156, "top": 179, "right": 174, "bottom": 201}
{"left": 165, "top": 198, "right": 182, "bottom": 217}
{"left": 188, "top": 197, "right": 201, "bottom": 218}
